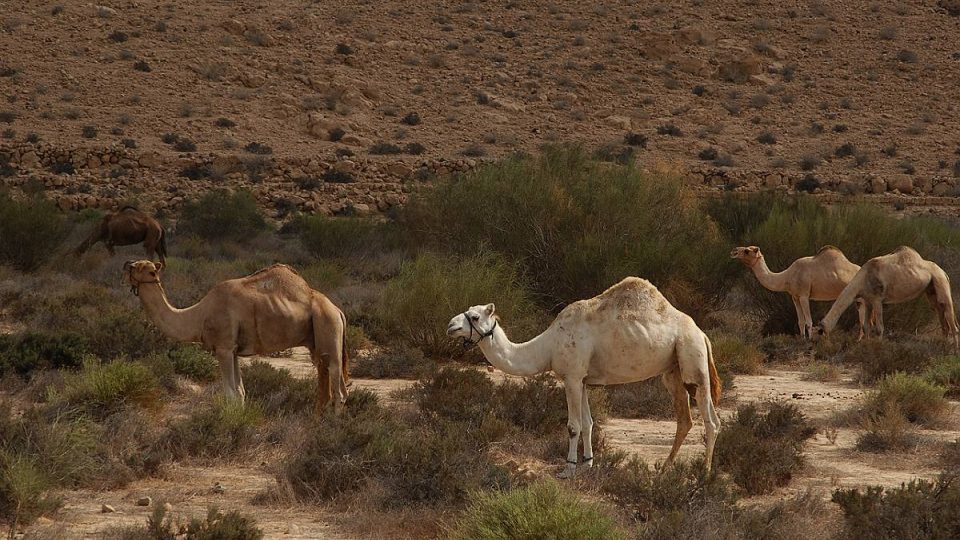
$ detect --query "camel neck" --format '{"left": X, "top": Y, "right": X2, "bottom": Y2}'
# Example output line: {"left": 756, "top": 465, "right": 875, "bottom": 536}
{"left": 136, "top": 283, "right": 204, "bottom": 343}
{"left": 477, "top": 324, "right": 553, "bottom": 377}
{"left": 750, "top": 258, "right": 789, "bottom": 292}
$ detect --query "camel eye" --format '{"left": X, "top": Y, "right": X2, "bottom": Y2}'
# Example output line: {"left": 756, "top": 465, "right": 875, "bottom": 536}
{"left": 471, "top": 315, "right": 479, "bottom": 321}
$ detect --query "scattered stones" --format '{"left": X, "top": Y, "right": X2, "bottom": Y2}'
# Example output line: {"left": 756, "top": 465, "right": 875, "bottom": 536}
{"left": 101, "top": 504, "right": 116, "bottom": 513}
{"left": 135, "top": 497, "right": 152, "bottom": 506}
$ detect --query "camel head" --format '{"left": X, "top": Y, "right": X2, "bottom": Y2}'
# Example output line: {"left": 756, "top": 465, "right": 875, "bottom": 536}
{"left": 447, "top": 304, "right": 498, "bottom": 346}
{"left": 730, "top": 246, "right": 763, "bottom": 267}
{"left": 809, "top": 323, "right": 827, "bottom": 341}
{"left": 123, "top": 259, "right": 164, "bottom": 295}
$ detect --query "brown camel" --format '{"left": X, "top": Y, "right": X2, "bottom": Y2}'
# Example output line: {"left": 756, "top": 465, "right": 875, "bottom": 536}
{"left": 123, "top": 260, "right": 349, "bottom": 412}
{"left": 731, "top": 245, "right": 867, "bottom": 339}
{"left": 75, "top": 207, "right": 167, "bottom": 264}
{"left": 812, "top": 246, "right": 959, "bottom": 347}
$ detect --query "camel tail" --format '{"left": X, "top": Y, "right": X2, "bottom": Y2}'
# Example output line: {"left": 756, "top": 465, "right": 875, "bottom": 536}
{"left": 339, "top": 310, "right": 350, "bottom": 384}
{"left": 705, "top": 334, "right": 721, "bottom": 406}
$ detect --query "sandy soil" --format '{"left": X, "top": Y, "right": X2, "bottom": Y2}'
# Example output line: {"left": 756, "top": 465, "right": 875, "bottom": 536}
{"left": 22, "top": 347, "right": 960, "bottom": 538}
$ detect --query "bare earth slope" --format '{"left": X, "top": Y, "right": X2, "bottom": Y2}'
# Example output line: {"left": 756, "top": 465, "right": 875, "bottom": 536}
{"left": 3, "top": 1, "right": 960, "bottom": 217}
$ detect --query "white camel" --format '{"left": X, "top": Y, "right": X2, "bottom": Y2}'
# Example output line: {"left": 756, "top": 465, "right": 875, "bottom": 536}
{"left": 447, "top": 277, "right": 722, "bottom": 478}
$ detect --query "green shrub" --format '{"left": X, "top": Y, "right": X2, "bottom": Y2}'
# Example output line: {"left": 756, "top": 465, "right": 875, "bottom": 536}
{"left": 295, "top": 215, "right": 394, "bottom": 259}
{"left": 178, "top": 190, "right": 267, "bottom": 241}
{"left": 714, "top": 402, "right": 816, "bottom": 495}
{"left": 0, "top": 192, "right": 69, "bottom": 271}
{"left": 375, "top": 251, "right": 544, "bottom": 357}
{"left": 166, "top": 344, "right": 218, "bottom": 383}
{"left": 843, "top": 339, "right": 944, "bottom": 383}
{"left": 415, "top": 367, "right": 496, "bottom": 426}
{"left": 803, "top": 361, "right": 842, "bottom": 382}
{"left": 450, "top": 481, "right": 627, "bottom": 540}
{"left": 832, "top": 472, "right": 960, "bottom": 540}
{"left": 242, "top": 360, "right": 314, "bottom": 416}
{"left": 48, "top": 359, "right": 162, "bottom": 419}
{"left": 351, "top": 345, "right": 431, "bottom": 379}
{"left": 861, "top": 373, "right": 947, "bottom": 425}
{"left": 0, "top": 332, "right": 89, "bottom": 378}
{"left": 400, "top": 146, "right": 729, "bottom": 316}
{"left": 711, "top": 333, "right": 765, "bottom": 374}
{"left": 0, "top": 453, "right": 61, "bottom": 530}
{"left": 924, "top": 356, "right": 960, "bottom": 397}
{"left": 165, "top": 398, "right": 264, "bottom": 459}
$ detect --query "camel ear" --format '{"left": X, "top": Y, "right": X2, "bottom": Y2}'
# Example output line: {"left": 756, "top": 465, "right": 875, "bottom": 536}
{"left": 484, "top": 303, "right": 496, "bottom": 316}
{"left": 123, "top": 260, "right": 135, "bottom": 272}
{"left": 155, "top": 261, "right": 165, "bottom": 274}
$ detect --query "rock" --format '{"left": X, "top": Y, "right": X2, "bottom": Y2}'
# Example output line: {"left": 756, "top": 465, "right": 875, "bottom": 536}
{"left": 758, "top": 44, "right": 788, "bottom": 60}
{"left": 286, "top": 524, "right": 301, "bottom": 535}
{"left": 716, "top": 55, "right": 764, "bottom": 83}
{"left": 675, "top": 26, "right": 717, "bottom": 46}
{"left": 888, "top": 175, "right": 914, "bottom": 194}
{"left": 604, "top": 115, "right": 633, "bottom": 130}
{"left": 869, "top": 176, "right": 887, "bottom": 194}
{"left": 333, "top": 160, "right": 356, "bottom": 173}
{"left": 19, "top": 150, "right": 39, "bottom": 169}
{"left": 136, "top": 497, "right": 152, "bottom": 507}
{"left": 101, "top": 504, "right": 116, "bottom": 513}
{"left": 236, "top": 71, "right": 266, "bottom": 89}
{"left": 86, "top": 155, "right": 101, "bottom": 169}
{"left": 933, "top": 181, "right": 954, "bottom": 196}
{"left": 386, "top": 162, "right": 412, "bottom": 178}
{"left": 640, "top": 33, "right": 679, "bottom": 60}
{"left": 94, "top": 5, "right": 118, "bottom": 17}
{"left": 163, "top": 502, "right": 174, "bottom": 512}
{"left": 352, "top": 203, "right": 373, "bottom": 216}
{"left": 213, "top": 482, "right": 225, "bottom": 494}
{"left": 221, "top": 19, "right": 246, "bottom": 36}
{"left": 340, "top": 134, "right": 371, "bottom": 147}
{"left": 244, "top": 28, "right": 275, "bottom": 46}
{"left": 138, "top": 151, "right": 162, "bottom": 168}
{"left": 673, "top": 56, "right": 711, "bottom": 76}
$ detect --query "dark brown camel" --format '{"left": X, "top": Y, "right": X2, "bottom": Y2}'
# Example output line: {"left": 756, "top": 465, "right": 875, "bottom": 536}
{"left": 74, "top": 206, "right": 167, "bottom": 264}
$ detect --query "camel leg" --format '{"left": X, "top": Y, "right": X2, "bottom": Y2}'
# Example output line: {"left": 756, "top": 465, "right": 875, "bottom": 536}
{"left": 106, "top": 242, "right": 116, "bottom": 256}
{"left": 312, "top": 304, "right": 345, "bottom": 415}
{"left": 871, "top": 299, "right": 884, "bottom": 339}
{"left": 661, "top": 369, "right": 692, "bottom": 466}
{"left": 677, "top": 339, "right": 720, "bottom": 471}
{"left": 314, "top": 355, "right": 331, "bottom": 413}
{"left": 579, "top": 383, "right": 594, "bottom": 470}
{"left": 855, "top": 298, "right": 867, "bottom": 341}
{"left": 693, "top": 379, "right": 721, "bottom": 472}
{"left": 799, "top": 295, "right": 813, "bottom": 340}
{"left": 790, "top": 295, "right": 805, "bottom": 338}
{"left": 233, "top": 355, "right": 246, "bottom": 402}
{"left": 557, "top": 378, "right": 584, "bottom": 479}
{"left": 215, "top": 348, "right": 243, "bottom": 402}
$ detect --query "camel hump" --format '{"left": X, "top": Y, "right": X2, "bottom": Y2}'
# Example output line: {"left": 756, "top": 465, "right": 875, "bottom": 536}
{"left": 894, "top": 245, "right": 919, "bottom": 254}
{"left": 248, "top": 263, "right": 299, "bottom": 278}
{"left": 817, "top": 244, "right": 840, "bottom": 254}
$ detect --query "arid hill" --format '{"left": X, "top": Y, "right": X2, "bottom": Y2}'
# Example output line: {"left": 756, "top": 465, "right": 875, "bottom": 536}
{"left": 3, "top": 0, "right": 960, "bottom": 218}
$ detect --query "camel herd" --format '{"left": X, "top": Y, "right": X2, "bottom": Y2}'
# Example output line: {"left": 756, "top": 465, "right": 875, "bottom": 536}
{"left": 75, "top": 209, "right": 958, "bottom": 476}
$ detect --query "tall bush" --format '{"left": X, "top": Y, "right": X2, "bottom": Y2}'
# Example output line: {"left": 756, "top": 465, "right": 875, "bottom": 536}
{"left": 401, "top": 146, "right": 729, "bottom": 316}
{"left": 0, "top": 192, "right": 68, "bottom": 271}
{"left": 178, "top": 190, "right": 267, "bottom": 241}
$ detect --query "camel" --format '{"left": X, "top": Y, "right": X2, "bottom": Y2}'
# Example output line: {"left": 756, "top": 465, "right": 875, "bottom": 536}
{"left": 731, "top": 245, "right": 867, "bottom": 339}
{"left": 123, "top": 260, "right": 348, "bottom": 412}
{"left": 447, "top": 277, "right": 722, "bottom": 478}
{"left": 812, "top": 246, "right": 959, "bottom": 347}
{"left": 75, "top": 207, "right": 167, "bottom": 264}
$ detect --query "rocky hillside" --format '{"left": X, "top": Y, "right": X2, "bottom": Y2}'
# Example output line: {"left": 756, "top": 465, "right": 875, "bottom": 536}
{"left": 3, "top": 0, "right": 960, "bottom": 218}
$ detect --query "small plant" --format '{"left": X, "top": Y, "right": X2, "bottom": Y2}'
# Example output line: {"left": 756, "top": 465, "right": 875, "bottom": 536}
{"left": 244, "top": 142, "right": 272, "bottom": 155}
{"left": 861, "top": 373, "right": 947, "bottom": 425}
{"left": 698, "top": 147, "right": 718, "bottom": 161}
{"left": 295, "top": 214, "right": 386, "bottom": 259}
{"left": 796, "top": 174, "right": 821, "bottom": 193}
{"left": 242, "top": 360, "right": 314, "bottom": 416}
{"left": 196, "top": 62, "right": 228, "bottom": 81}
{"left": 451, "top": 481, "right": 627, "bottom": 540}
{"left": 715, "top": 402, "right": 816, "bottom": 495}
{"left": 335, "top": 42, "right": 353, "bottom": 55}
{"left": 133, "top": 60, "right": 151, "bottom": 72}
{"left": 405, "top": 142, "right": 426, "bottom": 155}
{"left": 0, "top": 111, "right": 16, "bottom": 123}
{"left": 711, "top": 334, "right": 764, "bottom": 374}
{"left": 121, "top": 138, "right": 137, "bottom": 148}
{"left": 757, "top": 131, "right": 777, "bottom": 145}
{"left": 81, "top": 125, "right": 98, "bottom": 138}
{"left": 799, "top": 154, "right": 821, "bottom": 171}
{"left": 322, "top": 169, "right": 354, "bottom": 183}
{"left": 835, "top": 143, "right": 857, "bottom": 157}
{"left": 657, "top": 124, "right": 683, "bottom": 136}
{"left": 855, "top": 402, "right": 919, "bottom": 453}
{"left": 166, "top": 398, "right": 264, "bottom": 459}
{"left": 896, "top": 49, "right": 918, "bottom": 63}
{"left": 369, "top": 142, "right": 402, "bottom": 155}
{"left": 461, "top": 143, "right": 487, "bottom": 157}
{"left": 108, "top": 30, "right": 128, "bottom": 42}
{"left": 624, "top": 132, "right": 647, "bottom": 147}
{"left": 215, "top": 117, "right": 236, "bottom": 128}
{"left": 48, "top": 359, "right": 161, "bottom": 419}
{"left": 352, "top": 346, "right": 430, "bottom": 379}
{"left": 401, "top": 111, "right": 421, "bottom": 125}
{"left": 173, "top": 138, "right": 196, "bottom": 152}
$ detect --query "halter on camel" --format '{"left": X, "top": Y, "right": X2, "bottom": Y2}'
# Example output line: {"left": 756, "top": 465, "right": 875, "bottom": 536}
{"left": 123, "top": 260, "right": 161, "bottom": 296}
{"left": 460, "top": 311, "right": 498, "bottom": 349}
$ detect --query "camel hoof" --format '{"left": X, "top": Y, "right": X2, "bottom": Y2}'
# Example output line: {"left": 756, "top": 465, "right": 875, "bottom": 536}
{"left": 556, "top": 467, "right": 576, "bottom": 480}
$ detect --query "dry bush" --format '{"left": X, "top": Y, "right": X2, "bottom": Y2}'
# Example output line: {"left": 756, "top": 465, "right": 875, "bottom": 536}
{"left": 108, "top": 504, "right": 263, "bottom": 540}
{"left": 0, "top": 193, "right": 69, "bottom": 271}
{"left": 923, "top": 355, "right": 960, "bottom": 397}
{"left": 178, "top": 190, "right": 268, "bottom": 241}
{"left": 242, "top": 360, "right": 314, "bottom": 416}
{"left": 860, "top": 373, "right": 947, "bottom": 425}
{"left": 842, "top": 338, "right": 946, "bottom": 383}
{"left": 351, "top": 346, "right": 431, "bottom": 379}
{"left": 714, "top": 402, "right": 816, "bottom": 495}
{"left": 604, "top": 380, "right": 673, "bottom": 419}
{"left": 855, "top": 402, "right": 920, "bottom": 453}
{"left": 451, "top": 481, "right": 627, "bottom": 540}
{"left": 164, "top": 398, "right": 265, "bottom": 460}
{"left": 832, "top": 472, "right": 960, "bottom": 539}
{"left": 711, "top": 333, "right": 764, "bottom": 374}
{"left": 47, "top": 359, "right": 162, "bottom": 419}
